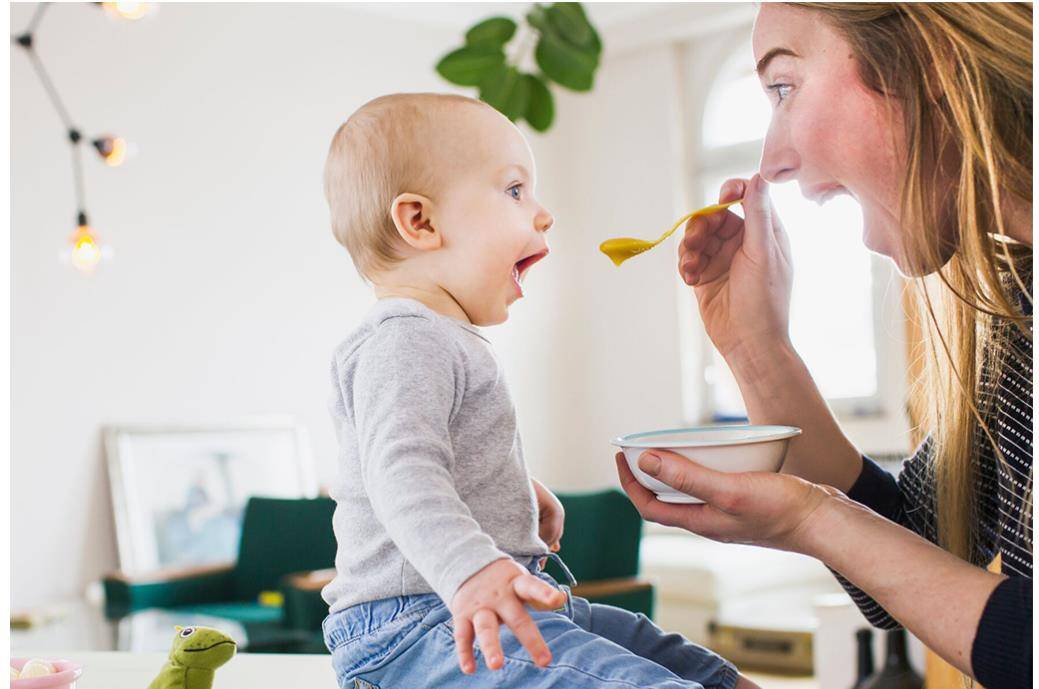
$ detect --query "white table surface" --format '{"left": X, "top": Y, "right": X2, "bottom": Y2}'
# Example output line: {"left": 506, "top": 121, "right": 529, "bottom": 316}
{"left": 13, "top": 651, "right": 338, "bottom": 688}
{"left": 15, "top": 650, "right": 817, "bottom": 689}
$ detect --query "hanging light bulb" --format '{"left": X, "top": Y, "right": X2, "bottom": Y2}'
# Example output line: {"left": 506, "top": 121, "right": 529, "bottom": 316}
{"left": 101, "top": 2, "right": 153, "bottom": 20}
{"left": 92, "top": 135, "right": 129, "bottom": 167}
{"left": 61, "top": 213, "right": 113, "bottom": 275}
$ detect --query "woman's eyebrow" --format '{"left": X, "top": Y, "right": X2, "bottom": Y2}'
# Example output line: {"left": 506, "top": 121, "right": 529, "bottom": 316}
{"left": 755, "top": 47, "right": 800, "bottom": 75}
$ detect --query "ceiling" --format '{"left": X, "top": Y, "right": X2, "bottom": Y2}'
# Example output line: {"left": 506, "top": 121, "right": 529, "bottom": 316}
{"left": 345, "top": 2, "right": 676, "bottom": 31}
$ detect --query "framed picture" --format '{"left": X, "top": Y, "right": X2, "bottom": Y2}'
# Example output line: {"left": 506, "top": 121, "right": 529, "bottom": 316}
{"left": 104, "top": 418, "right": 317, "bottom": 575}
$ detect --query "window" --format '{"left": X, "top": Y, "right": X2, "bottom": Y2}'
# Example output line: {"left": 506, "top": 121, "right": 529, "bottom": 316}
{"left": 680, "top": 33, "right": 909, "bottom": 437}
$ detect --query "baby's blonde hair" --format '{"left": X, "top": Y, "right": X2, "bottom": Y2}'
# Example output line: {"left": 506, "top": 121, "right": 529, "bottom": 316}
{"left": 323, "top": 92, "right": 490, "bottom": 279}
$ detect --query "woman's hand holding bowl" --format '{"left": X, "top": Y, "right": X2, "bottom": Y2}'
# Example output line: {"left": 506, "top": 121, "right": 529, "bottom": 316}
{"left": 615, "top": 449, "right": 836, "bottom": 554}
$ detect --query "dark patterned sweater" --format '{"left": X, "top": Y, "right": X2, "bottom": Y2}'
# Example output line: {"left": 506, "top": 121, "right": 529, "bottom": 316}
{"left": 838, "top": 279, "right": 1032, "bottom": 689}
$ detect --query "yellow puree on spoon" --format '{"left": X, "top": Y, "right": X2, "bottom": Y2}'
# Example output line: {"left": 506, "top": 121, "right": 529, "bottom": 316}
{"left": 599, "top": 198, "right": 742, "bottom": 267}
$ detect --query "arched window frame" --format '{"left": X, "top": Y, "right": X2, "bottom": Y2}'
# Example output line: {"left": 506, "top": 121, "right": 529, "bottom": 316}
{"left": 673, "top": 27, "right": 912, "bottom": 454}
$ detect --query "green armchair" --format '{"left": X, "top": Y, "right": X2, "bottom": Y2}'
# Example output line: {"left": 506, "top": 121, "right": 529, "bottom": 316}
{"left": 273, "top": 488, "right": 656, "bottom": 642}
{"left": 544, "top": 489, "right": 655, "bottom": 618}
{"left": 103, "top": 496, "right": 337, "bottom": 652}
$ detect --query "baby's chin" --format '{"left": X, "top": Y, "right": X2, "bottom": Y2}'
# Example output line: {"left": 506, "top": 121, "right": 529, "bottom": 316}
{"left": 468, "top": 302, "right": 511, "bottom": 327}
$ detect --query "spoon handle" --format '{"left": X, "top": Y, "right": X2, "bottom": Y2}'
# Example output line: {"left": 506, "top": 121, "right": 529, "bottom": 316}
{"left": 654, "top": 198, "right": 742, "bottom": 244}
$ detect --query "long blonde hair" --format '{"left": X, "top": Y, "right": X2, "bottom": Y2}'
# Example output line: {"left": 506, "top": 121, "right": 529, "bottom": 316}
{"left": 794, "top": 4, "right": 1032, "bottom": 562}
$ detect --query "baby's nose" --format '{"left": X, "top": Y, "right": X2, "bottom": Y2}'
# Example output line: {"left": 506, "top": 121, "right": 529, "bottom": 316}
{"left": 536, "top": 208, "right": 554, "bottom": 233}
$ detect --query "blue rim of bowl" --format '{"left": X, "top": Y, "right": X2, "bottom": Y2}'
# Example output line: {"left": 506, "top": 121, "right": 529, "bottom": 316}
{"left": 611, "top": 425, "right": 802, "bottom": 449}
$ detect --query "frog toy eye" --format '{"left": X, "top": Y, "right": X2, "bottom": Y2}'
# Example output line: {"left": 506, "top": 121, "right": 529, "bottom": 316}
{"left": 179, "top": 626, "right": 196, "bottom": 638}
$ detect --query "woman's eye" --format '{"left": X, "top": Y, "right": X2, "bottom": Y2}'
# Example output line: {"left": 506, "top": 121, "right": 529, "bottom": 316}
{"left": 767, "top": 83, "right": 793, "bottom": 105}
{"left": 507, "top": 184, "right": 522, "bottom": 200}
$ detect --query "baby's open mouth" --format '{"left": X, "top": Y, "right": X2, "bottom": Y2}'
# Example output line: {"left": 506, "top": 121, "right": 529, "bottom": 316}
{"left": 513, "top": 250, "right": 549, "bottom": 284}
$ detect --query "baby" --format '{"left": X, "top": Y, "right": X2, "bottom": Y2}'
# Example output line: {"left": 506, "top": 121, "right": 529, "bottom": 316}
{"left": 320, "top": 93, "right": 755, "bottom": 689}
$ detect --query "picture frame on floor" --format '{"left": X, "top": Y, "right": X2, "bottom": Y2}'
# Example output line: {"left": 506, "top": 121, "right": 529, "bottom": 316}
{"left": 105, "top": 419, "right": 317, "bottom": 575}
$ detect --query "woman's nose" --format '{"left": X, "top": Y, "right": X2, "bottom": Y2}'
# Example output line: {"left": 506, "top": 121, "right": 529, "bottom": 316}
{"left": 759, "top": 120, "right": 799, "bottom": 184}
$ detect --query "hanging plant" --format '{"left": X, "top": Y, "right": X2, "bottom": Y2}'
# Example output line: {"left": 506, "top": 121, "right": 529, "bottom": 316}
{"left": 435, "top": 3, "right": 602, "bottom": 133}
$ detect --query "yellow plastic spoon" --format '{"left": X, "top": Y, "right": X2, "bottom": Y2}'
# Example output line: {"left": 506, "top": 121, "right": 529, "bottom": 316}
{"left": 599, "top": 198, "right": 742, "bottom": 267}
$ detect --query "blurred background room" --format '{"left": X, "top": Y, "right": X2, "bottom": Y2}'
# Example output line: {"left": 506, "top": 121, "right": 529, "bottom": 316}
{"left": 11, "top": 2, "right": 936, "bottom": 687}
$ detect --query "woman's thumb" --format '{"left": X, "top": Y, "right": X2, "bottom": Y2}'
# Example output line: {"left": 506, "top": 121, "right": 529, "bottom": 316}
{"left": 741, "top": 174, "right": 775, "bottom": 255}
{"left": 638, "top": 450, "right": 730, "bottom": 503}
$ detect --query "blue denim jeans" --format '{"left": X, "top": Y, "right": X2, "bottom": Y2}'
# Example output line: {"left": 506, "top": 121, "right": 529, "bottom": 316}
{"left": 323, "top": 556, "right": 738, "bottom": 689}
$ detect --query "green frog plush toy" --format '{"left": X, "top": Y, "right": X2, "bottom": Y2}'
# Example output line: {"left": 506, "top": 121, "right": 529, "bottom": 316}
{"left": 147, "top": 626, "right": 237, "bottom": 689}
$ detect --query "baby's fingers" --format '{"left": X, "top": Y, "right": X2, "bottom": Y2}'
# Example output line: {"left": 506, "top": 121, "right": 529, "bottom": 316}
{"left": 473, "top": 608, "right": 504, "bottom": 671}
{"left": 453, "top": 616, "right": 476, "bottom": 675}
{"left": 500, "top": 599, "right": 552, "bottom": 668}
{"left": 513, "top": 573, "right": 566, "bottom": 611}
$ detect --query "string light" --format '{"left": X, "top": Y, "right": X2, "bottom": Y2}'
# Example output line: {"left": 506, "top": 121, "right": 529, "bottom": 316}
{"left": 101, "top": 2, "right": 153, "bottom": 21}
{"left": 12, "top": 2, "right": 149, "bottom": 273}
{"left": 61, "top": 213, "right": 113, "bottom": 275}
{"left": 93, "top": 135, "right": 129, "bottom": 167}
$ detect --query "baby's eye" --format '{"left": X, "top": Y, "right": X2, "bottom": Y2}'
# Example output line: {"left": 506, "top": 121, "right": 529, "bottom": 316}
{"left": 507, "top": 184, "right": 523, "bottom": 201}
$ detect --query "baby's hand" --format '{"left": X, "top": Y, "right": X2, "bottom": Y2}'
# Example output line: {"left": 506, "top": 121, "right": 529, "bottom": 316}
{"left": 532, "top": 479, "right": 564, "bottom": 552}
{"left": 449, "top": 558, "right": 566, "bottom": 674}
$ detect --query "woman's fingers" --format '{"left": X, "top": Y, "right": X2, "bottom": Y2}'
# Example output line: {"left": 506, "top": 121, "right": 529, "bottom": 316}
{"left": 695, "top": 229, "right": 745, "bottom": 286}
{"left": 498, "top": 599, "right": 552, "bottom": 667}
{"left": 617, "top": 454, "right": 753, "bottom": 542}
{"left": 616, "top": 453, "right": 652, "bottom": 498}
{"left": 637, "top": 450, "right": 736, "bottom": 508}
{"left": 679, "top": 175, "right": 784, "bottom": 287}
{"left": 615, "top": 454, "right": 700, "bottom": 528}
{"left": 719, "top": 178, "right": 747, "bottom": 205}
{"left": 453, "top": 616, "right": 477, "bottom": 674}
{"left": 681, "top": 212, "right": 746, "bottom": 286}
{"left": 738, "top": 174, "right": 778, "bottom": 258}
{"left": 472, "top": 608, "right": 504, "bottom": 670}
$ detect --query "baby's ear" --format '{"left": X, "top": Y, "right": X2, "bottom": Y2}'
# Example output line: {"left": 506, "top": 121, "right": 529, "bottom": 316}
{"left": 390, "top": 193, "right": 440, "bottom": 251}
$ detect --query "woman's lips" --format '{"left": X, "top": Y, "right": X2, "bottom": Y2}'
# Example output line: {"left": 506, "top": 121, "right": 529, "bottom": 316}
{"left": 804, "top": 184, "right": 847, "bottom": 205}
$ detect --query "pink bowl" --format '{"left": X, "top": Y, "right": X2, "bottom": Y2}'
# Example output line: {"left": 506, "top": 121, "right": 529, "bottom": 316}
{"left": 9, "top": 659, "right": 83, "bottom": 689}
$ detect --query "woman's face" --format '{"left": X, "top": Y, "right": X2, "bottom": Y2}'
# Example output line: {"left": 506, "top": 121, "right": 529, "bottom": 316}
{"left": 752, "top": 5, "right": 924, "bottom": 275}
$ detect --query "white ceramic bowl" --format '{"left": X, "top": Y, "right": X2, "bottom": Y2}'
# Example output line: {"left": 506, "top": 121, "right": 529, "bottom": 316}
{"left": 612, "top": 425, "right": 802, "bottom": 504}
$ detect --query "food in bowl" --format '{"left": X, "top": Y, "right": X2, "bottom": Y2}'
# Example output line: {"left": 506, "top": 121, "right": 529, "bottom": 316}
{"left": 9, "top": 658, "right": 83, "bottom": 688}
{"left": 15, "top": 660, "right": 55, "bottom": 679}
{"left": 613, "top": 425, "right": 801, "bottom": 504}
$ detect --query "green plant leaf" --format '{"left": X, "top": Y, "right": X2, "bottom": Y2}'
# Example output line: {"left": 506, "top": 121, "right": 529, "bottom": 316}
{"left": 546, "top": 3, "right": 600, "bottom": 55}
{"left": 436, "top": 46, "right": 507, "bottom": 87}
{"left": 535, "top": 32, "right": 596, "bottom": 91}
{"left": 465, "top": 16, "right": 517, "bottom": 48}
{"left": 526, "top": 5, "right": 552, "bottom": 34}
{"left": 479, "top": 65, "right": 532, "bottom": 121}
{"left": 523, "top": 74, "right": 554, "bottom": 131}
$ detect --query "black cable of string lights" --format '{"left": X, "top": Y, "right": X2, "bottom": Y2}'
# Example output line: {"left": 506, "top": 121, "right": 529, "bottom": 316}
{"left": 12, "top": 2, "right": 143, "bottom": 271}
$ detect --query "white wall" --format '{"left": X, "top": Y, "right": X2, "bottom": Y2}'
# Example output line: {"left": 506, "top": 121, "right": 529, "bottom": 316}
{"left": 11, "top": 1, "right": 690, "bottom": 609}
{"left": 509, "top": 4, "right": 762, "bottom": 490}
{"left": 11, "top": 2, "right": 467, "bottom": 608}
{"left": 12, "top": 2, "right": 907, "bottom": 608}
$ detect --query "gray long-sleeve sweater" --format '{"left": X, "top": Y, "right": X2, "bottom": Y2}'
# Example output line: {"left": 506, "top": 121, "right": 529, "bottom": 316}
{"left": 322, "top": 298, "right": 547, "bottom": 614}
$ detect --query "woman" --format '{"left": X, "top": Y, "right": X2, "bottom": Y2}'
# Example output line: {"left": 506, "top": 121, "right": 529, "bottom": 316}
{"left": 616, "top": 4, "right": 1032, "bottom": 687}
